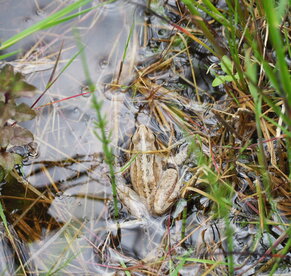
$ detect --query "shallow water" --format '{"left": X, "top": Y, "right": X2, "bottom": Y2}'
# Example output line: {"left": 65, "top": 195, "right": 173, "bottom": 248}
{"left": 1, "top": 1, "right": 289, "bottom": 275}
{"left": 0, "top": 0, "right": 149, "bottom": 274}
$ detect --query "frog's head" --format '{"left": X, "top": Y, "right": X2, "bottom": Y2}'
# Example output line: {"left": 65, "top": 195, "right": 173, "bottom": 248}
{"left": 132, "top": 124, "right": 155, "bottom": 145}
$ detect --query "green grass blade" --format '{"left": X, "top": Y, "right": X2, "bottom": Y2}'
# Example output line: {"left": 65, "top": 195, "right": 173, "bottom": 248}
{"left": 277, "top": 0, "right": 290, "bottom": 23}
{"left": 0, "top": 0, "right": 93, "bottom": 51}
{"left": 181, "top": 0, "right": 227, "bottom": 57}
{"left": 269, "top": 227, "right": 291, "bottom": 275}
{"left": 262, "top": 0, "right": 291, "bottom": 105}
{"left": 0, "top": 50, "right": 20, "bottom": 60}
{"left": 116, "top": 12, "right": 135, "bottom": 82}
{"left": 0, "top": 200, "right": 27, "bottom": 274}
{"left": 189, "top": 0, "right": 231, "bottom": 28}
{"left": 177, "top": 257, "right": 228, "bottom": 266}
{"left": 73, "top": 28, "right": 94, "bottom": 90}
{"left": 0, "top": 201, "right": 8, "bottom": 227}
{"left": 42, "top": 0, "right": 117, "bottom": 29}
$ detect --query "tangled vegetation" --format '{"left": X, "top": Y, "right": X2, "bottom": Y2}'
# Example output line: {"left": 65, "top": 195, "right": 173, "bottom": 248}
{"left": 0, "top": 65, "right": 36, "bottom": 181}
{"left": 0, "top": 0, "right": 290, "bottom": 275}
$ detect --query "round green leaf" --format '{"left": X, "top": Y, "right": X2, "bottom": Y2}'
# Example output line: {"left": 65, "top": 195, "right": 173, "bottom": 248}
{"left": 0, "top": 126, "right": 13, "bottom": 148}
{"left": 0, "top": 101, "right": 16, "bottom": 127}
{"left": 13, "top": 103, "right": 36, "bottom": 122}
{"left": 212, "top": 76, "right": 225, "bottom": 87}
{"left": 10, "top": 126, "right": 34, "bottom": 146}
{"left": 0, "top": 152, "right": 15, "bottom": 171}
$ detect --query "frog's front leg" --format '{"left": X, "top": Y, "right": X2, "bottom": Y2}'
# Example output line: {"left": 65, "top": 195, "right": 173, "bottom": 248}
{"left": 154, "top": 168, "right": 180, "bottom": 215}
{"left": 117, "top": 182, "right": 150, "bottom": 219}
{"left": 173, "top": 142, "right": 189, "bottom": 166}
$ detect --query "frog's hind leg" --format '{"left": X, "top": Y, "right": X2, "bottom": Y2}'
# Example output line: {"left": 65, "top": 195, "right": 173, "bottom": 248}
{"left": 154, "top": 168, "right": 179, "bottom": 215}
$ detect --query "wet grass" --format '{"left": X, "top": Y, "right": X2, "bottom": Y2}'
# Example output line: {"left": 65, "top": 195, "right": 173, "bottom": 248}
{"left": 171, "top": 0, "right": 290, "bottom": 274}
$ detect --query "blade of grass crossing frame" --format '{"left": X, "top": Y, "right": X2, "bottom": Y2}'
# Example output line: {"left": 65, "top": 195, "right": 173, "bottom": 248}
{"left": 0, "top": 202, "right": 27, "bottom": 274}
{"left": 262, "top": 0, "right": 291, "bottom": 104}
{"left": 0, "top": 0, "right": 93, "bottom": 51}
{"left": 0, "top": 0, "right": 118, "bottom": 51}
{"left": 117, "top": 12, "right": 135, "bottom": 83}
{"left": 0, "top": 50, "right": 21, "bottom": 60}
{"left": 31, "top": 42, "right": 64, "bottom": 109}
{"left": 262, "top": 0, "right": 291, "bottom": 176}
{"left": 72, "top": 31, "right": 120, "bottom": 219}
{"left": 181, "top": 0, "right": 227, "bottom": 57}
{"left": 42, "top": 0, "right": 117, "bottom": 29}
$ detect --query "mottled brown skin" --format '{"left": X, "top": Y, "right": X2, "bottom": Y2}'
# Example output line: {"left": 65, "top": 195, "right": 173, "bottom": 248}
{"left": 130, "top": 125, "right": 179, "bottom": 215}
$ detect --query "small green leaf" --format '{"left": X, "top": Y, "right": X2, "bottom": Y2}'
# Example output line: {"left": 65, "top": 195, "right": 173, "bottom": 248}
{"left": 0, "top": 126, "right": 13, "bottom": 148}
{"left": 224, "top": 75, "right": 233, "bottom": 82}
{"left": 10, "top": 126, "right": 34, "bottom": 146}
{"left": 0, "top": 101, "right": 16, "bottom": 127}
{"left": 0, "top": 65, "right": 36, "bottom": 97}
{"left": 212, "top": 76, "right": 225, "bottom": 87}
{"left": 221, "top": 55, "right": 233, "bottom": 74}
{"left": 13, "top": 103, "right": 36, "bottom": 122}
{"left": 0, "top": 152, "right": 15, "bottom": 171}
{"left": 12, "top": 153, "right": 23, "bottom": 165}
{"left": 12, "top": 78, "right": 36, "bottom": 98}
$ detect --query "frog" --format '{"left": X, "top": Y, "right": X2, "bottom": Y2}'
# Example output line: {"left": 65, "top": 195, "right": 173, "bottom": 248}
{"left": 117, "top": 124, "right": 188, "bottom": 216}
